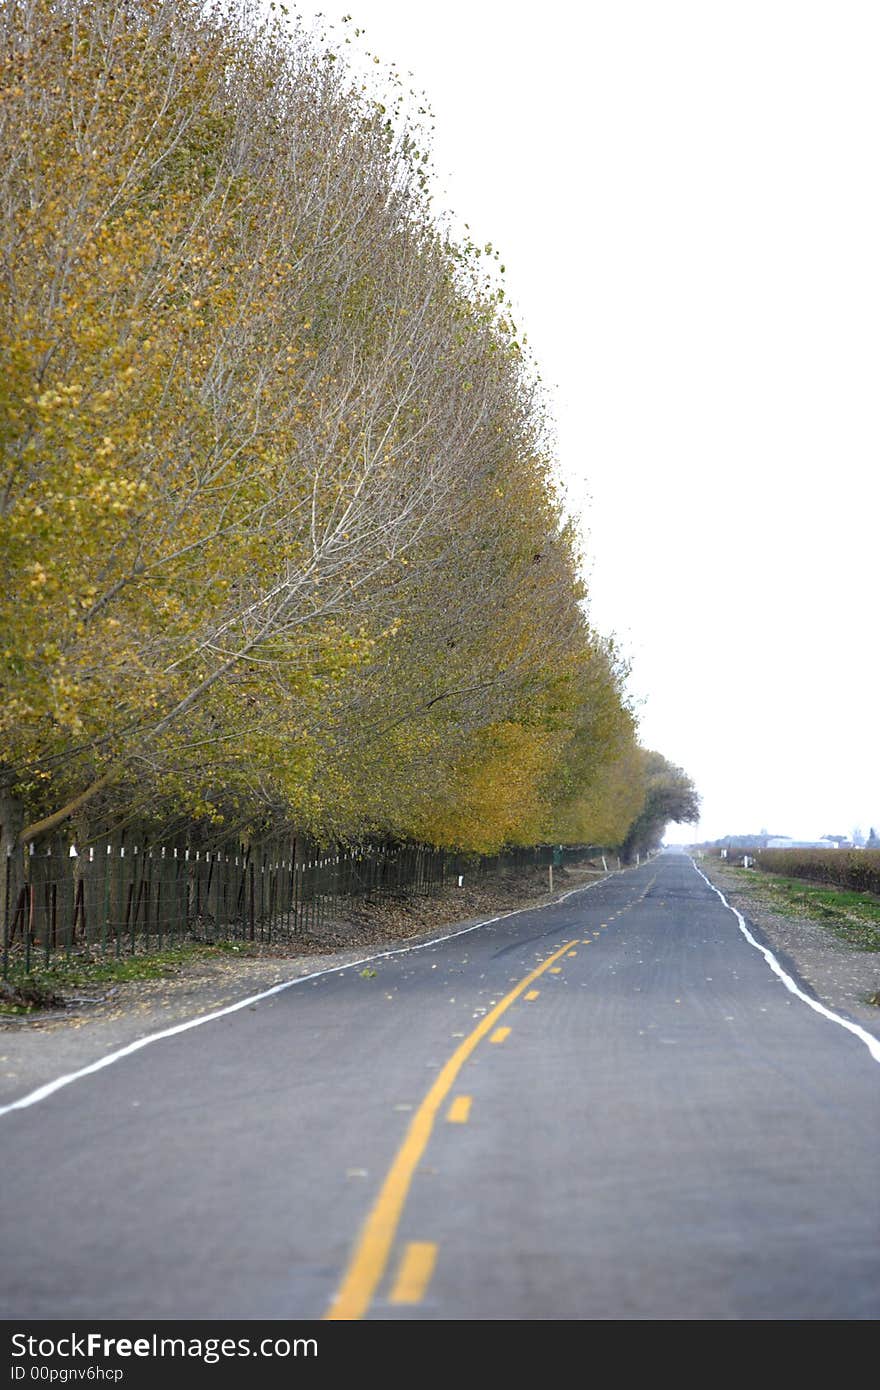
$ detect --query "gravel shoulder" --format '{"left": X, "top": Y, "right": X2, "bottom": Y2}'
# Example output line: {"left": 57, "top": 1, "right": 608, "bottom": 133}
{"left": 698, "top": 855, "right": 880, "bottom": 1031}
{"left": 0, "top": 862, "right": 608, "bottom": 1106}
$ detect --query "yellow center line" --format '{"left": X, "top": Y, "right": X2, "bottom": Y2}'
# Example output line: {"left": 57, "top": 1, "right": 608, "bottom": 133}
{"left": 323, "top": 934, "right": 578, "bottom": 1320}
{"left": 490, "top": 1025, "right": 511, "bottom": 1043}
{"left": 389, "top": 1242, "right": 437, "bottom": 1304}
{"left": 447, "top": 1095, "right": 471, "bottom": 1123}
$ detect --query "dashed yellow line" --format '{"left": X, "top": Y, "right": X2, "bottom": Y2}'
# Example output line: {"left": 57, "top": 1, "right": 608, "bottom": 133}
{"left": 490, "top": 1026, "right": 511, "bottom": 1044}
{"left": 549, "top": 967, "right": 562, "bottom": 974}
{"left": 567, "top": 950, "right": 577, "bottom": 957}
{"left": 323, "top": 934, "right": 578, "bottom": 1320}
{"left": 389, "top": 1242, "right": 437, "bottom": 1304}
{"left": 447, "top": 1095, "right": 471, "bottom": 1123}
{"left": 524, "top": 989, "right": 540, "bottom": 1001}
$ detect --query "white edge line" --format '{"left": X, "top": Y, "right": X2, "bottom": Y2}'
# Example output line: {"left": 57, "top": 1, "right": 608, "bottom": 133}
{"left": 0, "top": 866, "right": 620, "bottom": 1117}
{"left": 691, "top": 859, "right": 880, "bottom": 1066}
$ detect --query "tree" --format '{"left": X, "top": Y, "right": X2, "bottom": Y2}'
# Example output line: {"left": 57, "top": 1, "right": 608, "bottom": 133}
{"left": 620, "top": 753, "right": 700, "bottom": 862}
{"left": 1, "top": 0, "right": 692, "bottom": 864}
{"left": 1, "top": 0, "right": 534, "bottom": 840}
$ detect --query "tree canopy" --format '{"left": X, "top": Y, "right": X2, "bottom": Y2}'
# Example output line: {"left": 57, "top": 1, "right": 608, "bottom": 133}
{"left": 1, "top": 0, "right": 696, "bottom": 857}
{"left": 620, "top": 753, "right": 701, "bottom": 861}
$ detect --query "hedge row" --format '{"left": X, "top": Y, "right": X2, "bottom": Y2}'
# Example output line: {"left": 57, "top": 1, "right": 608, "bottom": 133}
{"left": 755, "top": 850, "right": 880, "bottom": 896}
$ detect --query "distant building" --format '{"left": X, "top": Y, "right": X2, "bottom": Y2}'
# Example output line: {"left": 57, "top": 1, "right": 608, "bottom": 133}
{"left": 766, "top": 837, "right": 837, "bottom": 850}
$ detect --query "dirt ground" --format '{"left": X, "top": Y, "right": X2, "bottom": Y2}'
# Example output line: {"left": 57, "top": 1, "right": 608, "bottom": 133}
{"left": 696, "top": 855, "right": 880, "bottom": 1028}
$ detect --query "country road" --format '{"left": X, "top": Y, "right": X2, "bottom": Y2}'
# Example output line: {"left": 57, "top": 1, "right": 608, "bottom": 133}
{"left": 1, "top": 852, "right": 878, "bottom": 1321}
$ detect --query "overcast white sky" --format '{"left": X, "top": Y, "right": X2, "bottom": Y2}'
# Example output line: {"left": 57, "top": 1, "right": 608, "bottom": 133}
{"left": 287, "top": 1, "right": 879, "bottom": 842}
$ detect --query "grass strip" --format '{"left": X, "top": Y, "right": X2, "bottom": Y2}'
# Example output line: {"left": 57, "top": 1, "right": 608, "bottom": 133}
{"left": 724, "top": 867, "right": 880, "bottom": 952}
{"left": 0, "top": 942, "right": 256, "bottom": 1014}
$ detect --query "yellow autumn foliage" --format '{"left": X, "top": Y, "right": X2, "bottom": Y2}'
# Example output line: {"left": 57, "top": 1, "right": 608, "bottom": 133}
{"left": 0, "top": 0, "right": 690, "bottom": 856}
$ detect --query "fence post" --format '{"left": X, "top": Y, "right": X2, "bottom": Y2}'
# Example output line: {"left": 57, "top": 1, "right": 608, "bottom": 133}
{"left": 2, "top": 851, "right": 10, "bottom": 980}
{"left": 249, "top": 859, "right": 255, "bottom": 942}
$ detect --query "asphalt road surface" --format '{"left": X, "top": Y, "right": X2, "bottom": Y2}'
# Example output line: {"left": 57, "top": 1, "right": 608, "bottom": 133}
{"left": 2, "top": 852, "right": 878, "bottom": 1321}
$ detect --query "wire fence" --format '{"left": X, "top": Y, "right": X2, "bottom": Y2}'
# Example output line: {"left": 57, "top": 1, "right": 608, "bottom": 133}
{"left": 2, "top": 833, "right": 594, "bottom": 978}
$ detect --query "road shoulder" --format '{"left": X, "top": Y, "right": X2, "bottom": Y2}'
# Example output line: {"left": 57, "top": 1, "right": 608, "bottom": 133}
{"left": 697, "top": 856, "right": 880, "bottom": 1032}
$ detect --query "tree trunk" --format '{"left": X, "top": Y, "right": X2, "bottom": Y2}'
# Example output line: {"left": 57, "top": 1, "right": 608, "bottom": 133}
{"left": 0, "top": 786, "right": 25, "bottom": 944}
{"left": 18, "top": 772, "right": 112, "bottom": 847}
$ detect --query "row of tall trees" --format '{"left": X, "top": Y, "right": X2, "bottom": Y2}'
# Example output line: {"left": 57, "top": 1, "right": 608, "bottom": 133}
{"left": 1, "top": 0, "right": 697, "bottom": 859}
